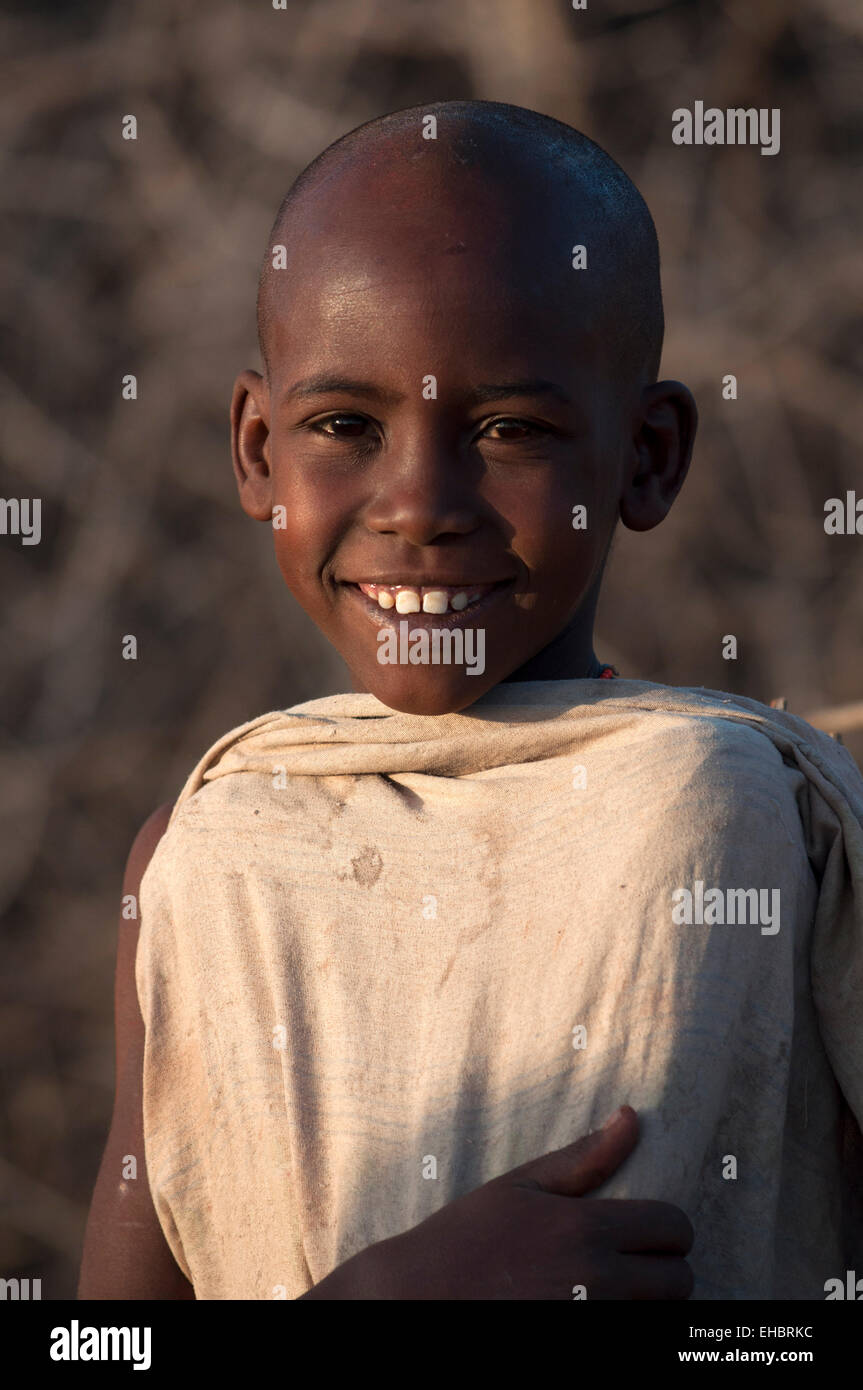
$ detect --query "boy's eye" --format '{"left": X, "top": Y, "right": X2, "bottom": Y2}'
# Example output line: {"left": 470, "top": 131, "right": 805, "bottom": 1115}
{"left": 312, "top": 413, "right": 372, "bottom": 439}
{"left": 482, "top": 417, "right": 543, "bottom": 440}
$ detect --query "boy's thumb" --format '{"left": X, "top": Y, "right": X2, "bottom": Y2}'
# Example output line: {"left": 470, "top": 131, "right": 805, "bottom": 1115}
{"left": 514, "top": 1105, "right": 639, "bottom": 1198}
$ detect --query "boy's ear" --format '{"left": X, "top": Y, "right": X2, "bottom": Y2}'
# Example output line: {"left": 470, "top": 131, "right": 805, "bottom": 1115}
{"left": 231, "top": 369, "right": 274, "bottom": 521}
{"left": 620, "top": 380, "right": 697, "bottom": 532}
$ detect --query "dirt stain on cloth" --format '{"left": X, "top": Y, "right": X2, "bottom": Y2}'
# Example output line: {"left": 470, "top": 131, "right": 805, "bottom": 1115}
{"left": 349, "top": 844, "right": 383, "bottom": 888}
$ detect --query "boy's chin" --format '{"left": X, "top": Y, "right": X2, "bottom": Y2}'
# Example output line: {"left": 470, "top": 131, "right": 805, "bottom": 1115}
{"left": 353, "top": 667, "right": 498, "bottom": 716}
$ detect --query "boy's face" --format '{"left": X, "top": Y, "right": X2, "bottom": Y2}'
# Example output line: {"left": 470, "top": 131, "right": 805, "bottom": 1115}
{"left": 233, "top": 153, "right": 694, "bottom": 714}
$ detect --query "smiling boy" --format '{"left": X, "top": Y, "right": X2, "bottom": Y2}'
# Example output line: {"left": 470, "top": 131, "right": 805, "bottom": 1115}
{"left": 238, "top": 99, "right": 682, "bottom": 716}
{"left": 79, "top": 100, "right": 863, "bottom": 1301}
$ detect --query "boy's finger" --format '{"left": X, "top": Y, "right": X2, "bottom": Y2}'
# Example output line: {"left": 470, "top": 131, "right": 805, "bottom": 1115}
{"left": 579, "top": 1197, "right": 695, "bottom": 1254}
{"left": 513, "top": 1105, "right": 639, "bottom": 1197}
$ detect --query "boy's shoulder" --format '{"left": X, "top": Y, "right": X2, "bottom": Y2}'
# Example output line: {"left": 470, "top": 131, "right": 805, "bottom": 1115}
{"left": 140, "top": 708, "right": 328, "bottom": 868}
{"left": 610, "top": 680, "right": 863, "bottom": 836}
{"left": 603, "top": 679, "right": 857, "bottom": 767}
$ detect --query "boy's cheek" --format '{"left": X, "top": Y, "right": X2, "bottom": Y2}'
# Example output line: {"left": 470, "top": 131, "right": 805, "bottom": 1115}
{"left": 269, "top": 528, "right": 330, "bottom": 614}
{"left": 511, "top": 521, "right": 605, "bottom": 604}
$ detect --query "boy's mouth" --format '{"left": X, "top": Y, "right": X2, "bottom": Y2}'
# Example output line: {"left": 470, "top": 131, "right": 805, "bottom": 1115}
{"left": 340, "top": 578, "right": 514, "bottom": 626}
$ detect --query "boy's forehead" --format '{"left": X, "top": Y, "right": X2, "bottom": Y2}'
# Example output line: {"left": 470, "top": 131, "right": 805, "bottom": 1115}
{"left": 263, "top": 147, "right": 617, "bottom": 376}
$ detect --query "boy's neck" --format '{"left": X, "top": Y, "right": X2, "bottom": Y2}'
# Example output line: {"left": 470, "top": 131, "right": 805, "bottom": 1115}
{"left": 501, "top": 619, "right": 599, "bottom": 683}
{"left": 503, "top": 654, "right": 604, "bottom": 682}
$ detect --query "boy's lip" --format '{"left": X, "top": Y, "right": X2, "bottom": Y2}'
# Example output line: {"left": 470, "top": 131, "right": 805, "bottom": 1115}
{"left": 340, "top": 575, "right": 514, "bottom": 587}
{"left": 339, "top": 577, "right": 515, "bottom": 628}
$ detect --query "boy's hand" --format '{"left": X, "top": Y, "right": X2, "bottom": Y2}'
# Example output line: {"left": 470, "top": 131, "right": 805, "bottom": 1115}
{"left": 360, "top": 1105, "right": 694, "bottom": 1300}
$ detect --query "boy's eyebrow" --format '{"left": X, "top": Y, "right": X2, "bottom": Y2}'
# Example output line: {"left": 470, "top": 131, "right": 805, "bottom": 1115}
{"left": 283, "top": 375, "right": 572, "bottom": 406}
{"left": 470, "top": 379, "right": 573, "bottom": 406}
{"left": 283, "top": 375, "right": 404, "bottom": 405}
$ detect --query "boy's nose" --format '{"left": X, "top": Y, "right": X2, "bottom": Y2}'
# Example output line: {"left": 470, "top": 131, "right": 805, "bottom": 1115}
{"left": 364, "top": 438, "right": 482, "bottom": 546}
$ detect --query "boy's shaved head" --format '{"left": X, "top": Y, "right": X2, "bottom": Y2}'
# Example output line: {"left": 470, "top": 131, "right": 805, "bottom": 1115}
{"left": 257, "top": 100, "right": 664, "bottom": 387}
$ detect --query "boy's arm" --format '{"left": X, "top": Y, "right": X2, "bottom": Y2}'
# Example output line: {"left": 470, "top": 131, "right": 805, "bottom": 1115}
{"left": 78, "top": 802, "right": 195, "bottom": 1300}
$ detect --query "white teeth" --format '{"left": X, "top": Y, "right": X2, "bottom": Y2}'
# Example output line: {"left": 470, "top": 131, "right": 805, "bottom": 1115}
{"left": 356, "top": 581, "right": 497, "bottom": 613}
{"left": 421, "top": 590, "right": 448, "bottom": 614}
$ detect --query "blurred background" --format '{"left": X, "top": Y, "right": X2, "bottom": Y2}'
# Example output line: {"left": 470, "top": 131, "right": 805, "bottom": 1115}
{"left": 1, "top": 0, "right": 862, "bottom": 1298}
